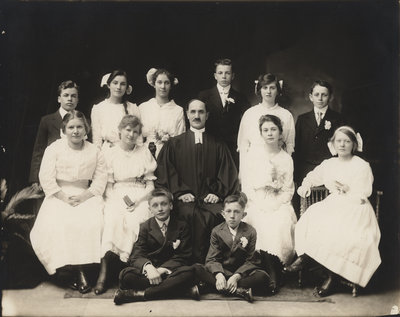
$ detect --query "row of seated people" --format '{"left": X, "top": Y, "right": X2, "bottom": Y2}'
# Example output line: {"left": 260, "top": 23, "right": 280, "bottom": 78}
{"left": 29, "top": 100, "right": 381, "bottom": 302}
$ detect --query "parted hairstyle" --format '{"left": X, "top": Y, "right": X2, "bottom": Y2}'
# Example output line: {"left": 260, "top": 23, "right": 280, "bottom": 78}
{"left": 62, "top": 110, "right": 90, "bottom": 135}
{"left": 330, "top": 126, "right": 359, "bottom": 154}
{"left": 214, "top": 58, "right": 233, "bottom": 72}
{"left": 57, "top": 80, "right": 79, "bottom": 96}
{"left": 118, "top": 115, "right": 143, "bottom": 134}
{"left": 223, "top": 192, "right": 248, "bottom": 209}
{"left": 185, "top": 98, "right": 209, "bottom": 112}
{"left": 151, "top": 68, "right": 176, "bottom": 87}
{"left": 310, "top": 80, "right": 333, "bottom": 96}
{"left": 106, "top": 69, "right": 131, "bottom": 115}
{"left": 259, "top": 114, "right": 283, "bottom": 134}
{"left": 148, "top": 188, "right": 174, "bottom": 204}
{"left": 255, "top": 73, "right": 282, "bottom": 97}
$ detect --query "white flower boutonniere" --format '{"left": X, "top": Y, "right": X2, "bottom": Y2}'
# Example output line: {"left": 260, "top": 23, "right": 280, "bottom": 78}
{"left": 239, "top": 237, "right": 248, "bottom": 248}
{"left": 172, "top": 239, "right": 181, "bottom": 250}
{"left": 226, "top": 97, "right": 235, "bottom": 104}
{"left": 324, "top": 120, "right": 332, "bottom": 130}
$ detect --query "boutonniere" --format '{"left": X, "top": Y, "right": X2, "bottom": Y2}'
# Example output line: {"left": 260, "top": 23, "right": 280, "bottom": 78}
{"left": 172, "top": 239, "right": 181, "bottom": 250}
{"left": 239, "top": 237, "right": 248, "bottom": 248}
{"left": 324, "top": 120, "right": 331, "bottom": 130}
{"left": 155, "top": 130, "right": 170, "bottom": 143}
{"left": 226, "top": 97, "right": 235, "bottom": 104}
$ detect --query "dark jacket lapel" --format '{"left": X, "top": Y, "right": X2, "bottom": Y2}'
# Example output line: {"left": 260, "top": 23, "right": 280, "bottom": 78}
{"left": 219, "top": 222, "right": 234, "bottom": 250}
{"left": 148, "top": 217, "right": 166, "bottom": 247}
{"left": 211, "top": 86, "right": 224, "bottom": 109}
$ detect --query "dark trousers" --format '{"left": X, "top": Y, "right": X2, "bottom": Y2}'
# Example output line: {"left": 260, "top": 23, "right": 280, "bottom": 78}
{"left": 119, "top": 266, "right": 194, "bottom": 300}
{"left": 193, "top": 264, "right": 270, "bottom": 294}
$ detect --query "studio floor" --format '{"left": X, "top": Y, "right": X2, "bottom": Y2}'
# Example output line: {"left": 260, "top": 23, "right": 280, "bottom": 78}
{"left": 2, "top": 281, "right": 399, "bottom": 317}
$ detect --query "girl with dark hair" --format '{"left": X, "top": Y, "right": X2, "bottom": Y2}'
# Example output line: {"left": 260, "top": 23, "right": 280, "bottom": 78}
{"left": 242, "top": 114, "right": 297, "bottom": 293}
{"left": 237, "top": 73, "right": 295, "bottom": 177}
{"left": 91, "top": 70, "right": 141, "bottom": 150}
{"left": 139, "top": 68, "right": 185, "bottom": 157}
{"left": 94, "top": 115, "right": 157, "bottom": 295}
{"left": 285, "top": 126, "right": 381, "bottom": 297}
{"left": 30, "top": 111, "right": 107, "bottom": 294}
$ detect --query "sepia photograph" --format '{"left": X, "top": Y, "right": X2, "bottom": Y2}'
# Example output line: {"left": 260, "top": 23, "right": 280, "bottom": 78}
{"left": 0, "top": 0, "right": 399, "bottom": 316}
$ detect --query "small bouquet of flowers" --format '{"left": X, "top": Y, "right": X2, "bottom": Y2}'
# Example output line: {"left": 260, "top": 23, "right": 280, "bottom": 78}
{"left": 155, "top": 130, "right": 170, "bottom": 143}
{"left": 172, "top": 239, "right": 181, "bottom": 250}
{"left": 264, "top": 162, "right": 284, "bottom": 194}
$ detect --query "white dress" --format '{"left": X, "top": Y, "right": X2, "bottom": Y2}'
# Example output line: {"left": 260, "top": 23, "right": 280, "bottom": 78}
{"left": 295, "top": 156, "right": 381, "bottom": 287}
{"left": 237, "top": 103, "right": 295, "bottom": 177}
{"left": 30, "top": 139, "right": 107, "bottom": 275}
{"left": 101, "top": 144, "right": 157, "bottom": 262}
{"left": 139, "top": 98, "right": 186, "bottom": 157}
{"left": 91, "top": 99, "right": 141, "bottom": 150}
{"left": 242, "top": 146, "right": 297, "bottom": 264}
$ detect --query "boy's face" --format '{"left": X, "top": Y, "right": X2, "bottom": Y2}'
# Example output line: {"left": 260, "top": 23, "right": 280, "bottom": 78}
{"left": 214, "top": 64, "right": 234, "bottom": 88}
{"left": 58, "top": 87, "right": 79, "bottom": 112}
{"left": 222, "top": 202, "right": 246, "bottom": 230}
{"left": 149, "top": 196, "right": 172, "bottom": 222}
{"left": 309, "top": 84, "right": 331, "bottom": 109}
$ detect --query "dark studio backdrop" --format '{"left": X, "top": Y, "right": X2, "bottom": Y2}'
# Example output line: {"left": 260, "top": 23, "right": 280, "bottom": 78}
{"left": 0, "top": 0, "right": 398, "bottom": 287}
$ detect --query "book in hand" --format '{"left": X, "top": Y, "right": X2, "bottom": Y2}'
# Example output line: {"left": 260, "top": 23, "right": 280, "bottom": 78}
{"left": 123, "top": 195, "right": 135, "bottom": 207}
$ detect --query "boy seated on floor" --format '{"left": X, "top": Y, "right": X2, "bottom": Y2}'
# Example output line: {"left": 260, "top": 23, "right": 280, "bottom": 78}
{"left": 193, "top": 192, "right": 273, "bottom": 302}
{"left": 114, "top": 188, "right": 199, "bottom": 305}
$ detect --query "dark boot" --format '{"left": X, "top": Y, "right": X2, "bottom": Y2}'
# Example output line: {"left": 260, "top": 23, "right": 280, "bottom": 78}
{"left": 262, "top": 252, "right": 281, "bottom": 293}
{"left": 78, "top": 268, "right": 91, "bottom": 294}
{"left": 183, "top": 285, "right": 200, "bottom": 300}
{"left": 234, "top": 287, "right": 253, "bottom": 303}
{"left": 316, "top": 270, "right": 337, "bottom": 297}
{"left": 113, "top": 289, "right": 146, "bottom": 305}
{"left": 283, "top": 254, "right": 311, "bottom": 273}
{"left": 94, "top": 257, "right": 108, "bottom": 295}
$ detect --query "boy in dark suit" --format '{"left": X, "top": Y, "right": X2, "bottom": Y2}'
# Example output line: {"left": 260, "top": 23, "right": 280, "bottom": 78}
{"left": 194, "top": 193, "right": 272, "bottom": 302}
{"left": 198, "top": 58, "right": 249, "bottom": 168}
{"left": 114, "top": 188, "right": 198, "bottom": 305}
{"left": 29, "top": 80, "right": 79, "bottom": 185}
{"left": 294, "top": 80, "right": 346, "bottom": 184}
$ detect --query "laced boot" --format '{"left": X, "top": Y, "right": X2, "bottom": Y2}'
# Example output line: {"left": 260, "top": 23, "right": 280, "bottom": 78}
{"left": 113, "top": 289, "right": 146, "bottom": 305}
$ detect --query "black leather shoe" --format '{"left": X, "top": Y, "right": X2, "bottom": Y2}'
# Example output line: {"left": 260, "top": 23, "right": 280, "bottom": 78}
{"left": 114, "top": 289, "right": 146, "bottom": 305}
{"left": 185, "top": 285, "right": 200, "bottom": 300}
{"left": 94, "top": 281, "right": 106, "bottom": 295}
{"left": 78, "top": 271, "right": 91, "bottom": 294}
{"left": 316, "top": 274, "right": 336, "bottom": 297}
{"left": 235, "top": 287, "right": 253, "bottom": 303}
{"left": 69, "top": 281, "right": 79, "bottom": 291}
{"left": 283, "top": 254, "right": 310, "bottom": 273}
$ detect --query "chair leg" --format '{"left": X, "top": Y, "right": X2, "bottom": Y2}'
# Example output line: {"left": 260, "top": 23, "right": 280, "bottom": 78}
{"left": 352, "top": 284, "right": 358, "bottom": 297}
{"left": 298, "top": 270, "right": 303, "bottom": 288}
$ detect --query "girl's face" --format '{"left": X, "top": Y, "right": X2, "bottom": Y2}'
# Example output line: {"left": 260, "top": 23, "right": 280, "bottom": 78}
{"left": 65, "top": 118, "right": 86, "bottom": 145}
{"left": 333, "top": 131, "right": 353, "bottom": 158}
{"left": 120, "top": 124, "right": 140, "bottom": 147}
{"left": 109, "top": 75, "right": 128, "bottom": 100}
{"left": 260, "top": 121, "right": 281, "bottom": 145}
{"left": 260, "top": 82, "right": 278, "bottom": 103}
{"left": 309, "top": 85, "right": 331, "bottom": 109}
{"left": 154, "top": 73, "right": 171, "bottom": 99}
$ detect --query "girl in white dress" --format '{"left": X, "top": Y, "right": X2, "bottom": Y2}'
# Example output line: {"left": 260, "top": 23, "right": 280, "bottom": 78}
{"left": 237, "top": 73, "right": 295, "bottom": 178}
{"left": 139, "top": 68, "right": 186, "bottom": 157}
{"left": 91, "top": 70, "right": 141, "bottom": 150}
{"left": 30, "top": 111, "right": 107, "bottom": 294}
{"left": 94, "top": 115, "right": 157, "bottom": 294}
{"left": 242, "top": 114, "right": 297, "bottom": 293}
{"left": 285, "top": 126, "right": 381, "bottom": 297}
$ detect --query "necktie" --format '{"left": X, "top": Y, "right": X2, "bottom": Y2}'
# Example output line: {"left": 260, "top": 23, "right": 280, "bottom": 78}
{"left": 317, "top": 112, "right": 323, "bottom": 126}
{"left": 160, "top": 223, "right": 167, "bottom": 237}
{"left": 220, "top": 90, "right": 228, "bottom": 106}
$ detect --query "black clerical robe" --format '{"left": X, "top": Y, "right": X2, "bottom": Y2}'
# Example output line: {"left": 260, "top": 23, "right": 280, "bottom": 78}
{"left": 156, "top": 130, "right": 239, "bottom": 263}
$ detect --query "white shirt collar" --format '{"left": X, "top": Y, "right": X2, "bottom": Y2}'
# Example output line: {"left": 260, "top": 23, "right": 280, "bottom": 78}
{"left": 228, "top": 226, "right": 238, "bottom": 240}
{"left": 314, "top": 106, "right": 328, "bottom": 117}
{"left": 59, "top": 107, "right": 69, "bottom": 119}
{"left": 190, "top": 127, "right": 205, "bottom": 144}
{"left": 155, "top": 216, "right": 170, "bottom": 229}
{"left": 217, "top": 84, "right": 231, "bottom": 94}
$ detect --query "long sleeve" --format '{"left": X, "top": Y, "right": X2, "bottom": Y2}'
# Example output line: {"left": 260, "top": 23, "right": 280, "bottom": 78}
{"left": 205, "top": 231, "right": 225, "bottom": 274}
{"left": 175, "top": 109, "right": 186, "bottom": 136}
{"left": 88, "top": 149, "right": 107, "bottom": 196}
{"left": 275, "top": 157, "right": 294, "bottom": 205}
{"left": 234, "top": 229, "right": 257, "bottom": 275}
{"left": 237, "top": 111, "right": 251, "bottom": 155}
{"left": 285, "top": 113, "right": 295, "bottom": 155}
{"left": 301, "top": 160, "right": 326, "bottom": 189}
{"left": 39, "top": 143, "right": 61, "bottom": 197}
{"left": 29, "top": 117, "right": 49, "bottom": 183}
{"left": 91, "top": 104, "right": 102, "bottom": 148}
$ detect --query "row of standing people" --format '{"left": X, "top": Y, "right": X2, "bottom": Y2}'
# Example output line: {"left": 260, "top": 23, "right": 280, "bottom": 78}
{"left": 28, "top": 59, "right": 380, "bottom": 299}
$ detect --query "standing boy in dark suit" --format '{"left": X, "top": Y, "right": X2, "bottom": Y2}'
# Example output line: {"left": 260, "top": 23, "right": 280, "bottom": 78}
{"left": 29, "top": 80, "right": 79, "bottom": 186}
{"left": 294, "top": 80, "right": 346, "bottom": 184}
{"left": 114, "top": 188, "right": 198, "bottom": 305}
{"left": 198, "top": 58, "right": 249, "bottom": 168}
{"left": 194, "top": 193, "right": 272, "bottom": 302}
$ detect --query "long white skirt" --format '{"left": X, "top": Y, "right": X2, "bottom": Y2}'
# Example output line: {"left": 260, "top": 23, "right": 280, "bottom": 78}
{"left": 30, "top": 183, "right": 104, "bottom": 275}
{"left": 245, "top": 198, "right": 297, "bottom": 265}
{"left": 295, "top": 193, "right": 381, "bottom": 287}
{"left": 101, "top": 182, "right": 151, "bottom": 262}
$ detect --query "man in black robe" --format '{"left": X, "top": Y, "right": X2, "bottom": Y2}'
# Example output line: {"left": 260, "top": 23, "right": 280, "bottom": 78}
{"left": 156, "top": 99, "right": 239, "bottom": 264}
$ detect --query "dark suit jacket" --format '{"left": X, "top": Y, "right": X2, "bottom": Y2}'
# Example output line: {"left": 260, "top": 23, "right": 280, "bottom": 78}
{"left": 294, "top": 108, "right": 346, "bottom": 182}
{"left": 205, "top": 222, "right": 259, "bottom": 277}
{"left": 128, "top": 215, "right": 192, "bottom": 274}
{"left": 29, "top": 111, "right": 63, "bottom": 183}
{"left": 198, "top": 86, "right": 249, "bottom": 167}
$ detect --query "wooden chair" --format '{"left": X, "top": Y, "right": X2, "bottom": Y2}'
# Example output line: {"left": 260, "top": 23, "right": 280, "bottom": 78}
{"left": 298, "top": 186, "right": 383, "bottom": 297}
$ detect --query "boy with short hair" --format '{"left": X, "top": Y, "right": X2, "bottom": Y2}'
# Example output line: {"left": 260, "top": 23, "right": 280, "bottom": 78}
{"left": 114, "top": 188, "right": 198, "bottom": 305}
{"left": 194, "top": 193, "right": 272, "bottom": 302}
